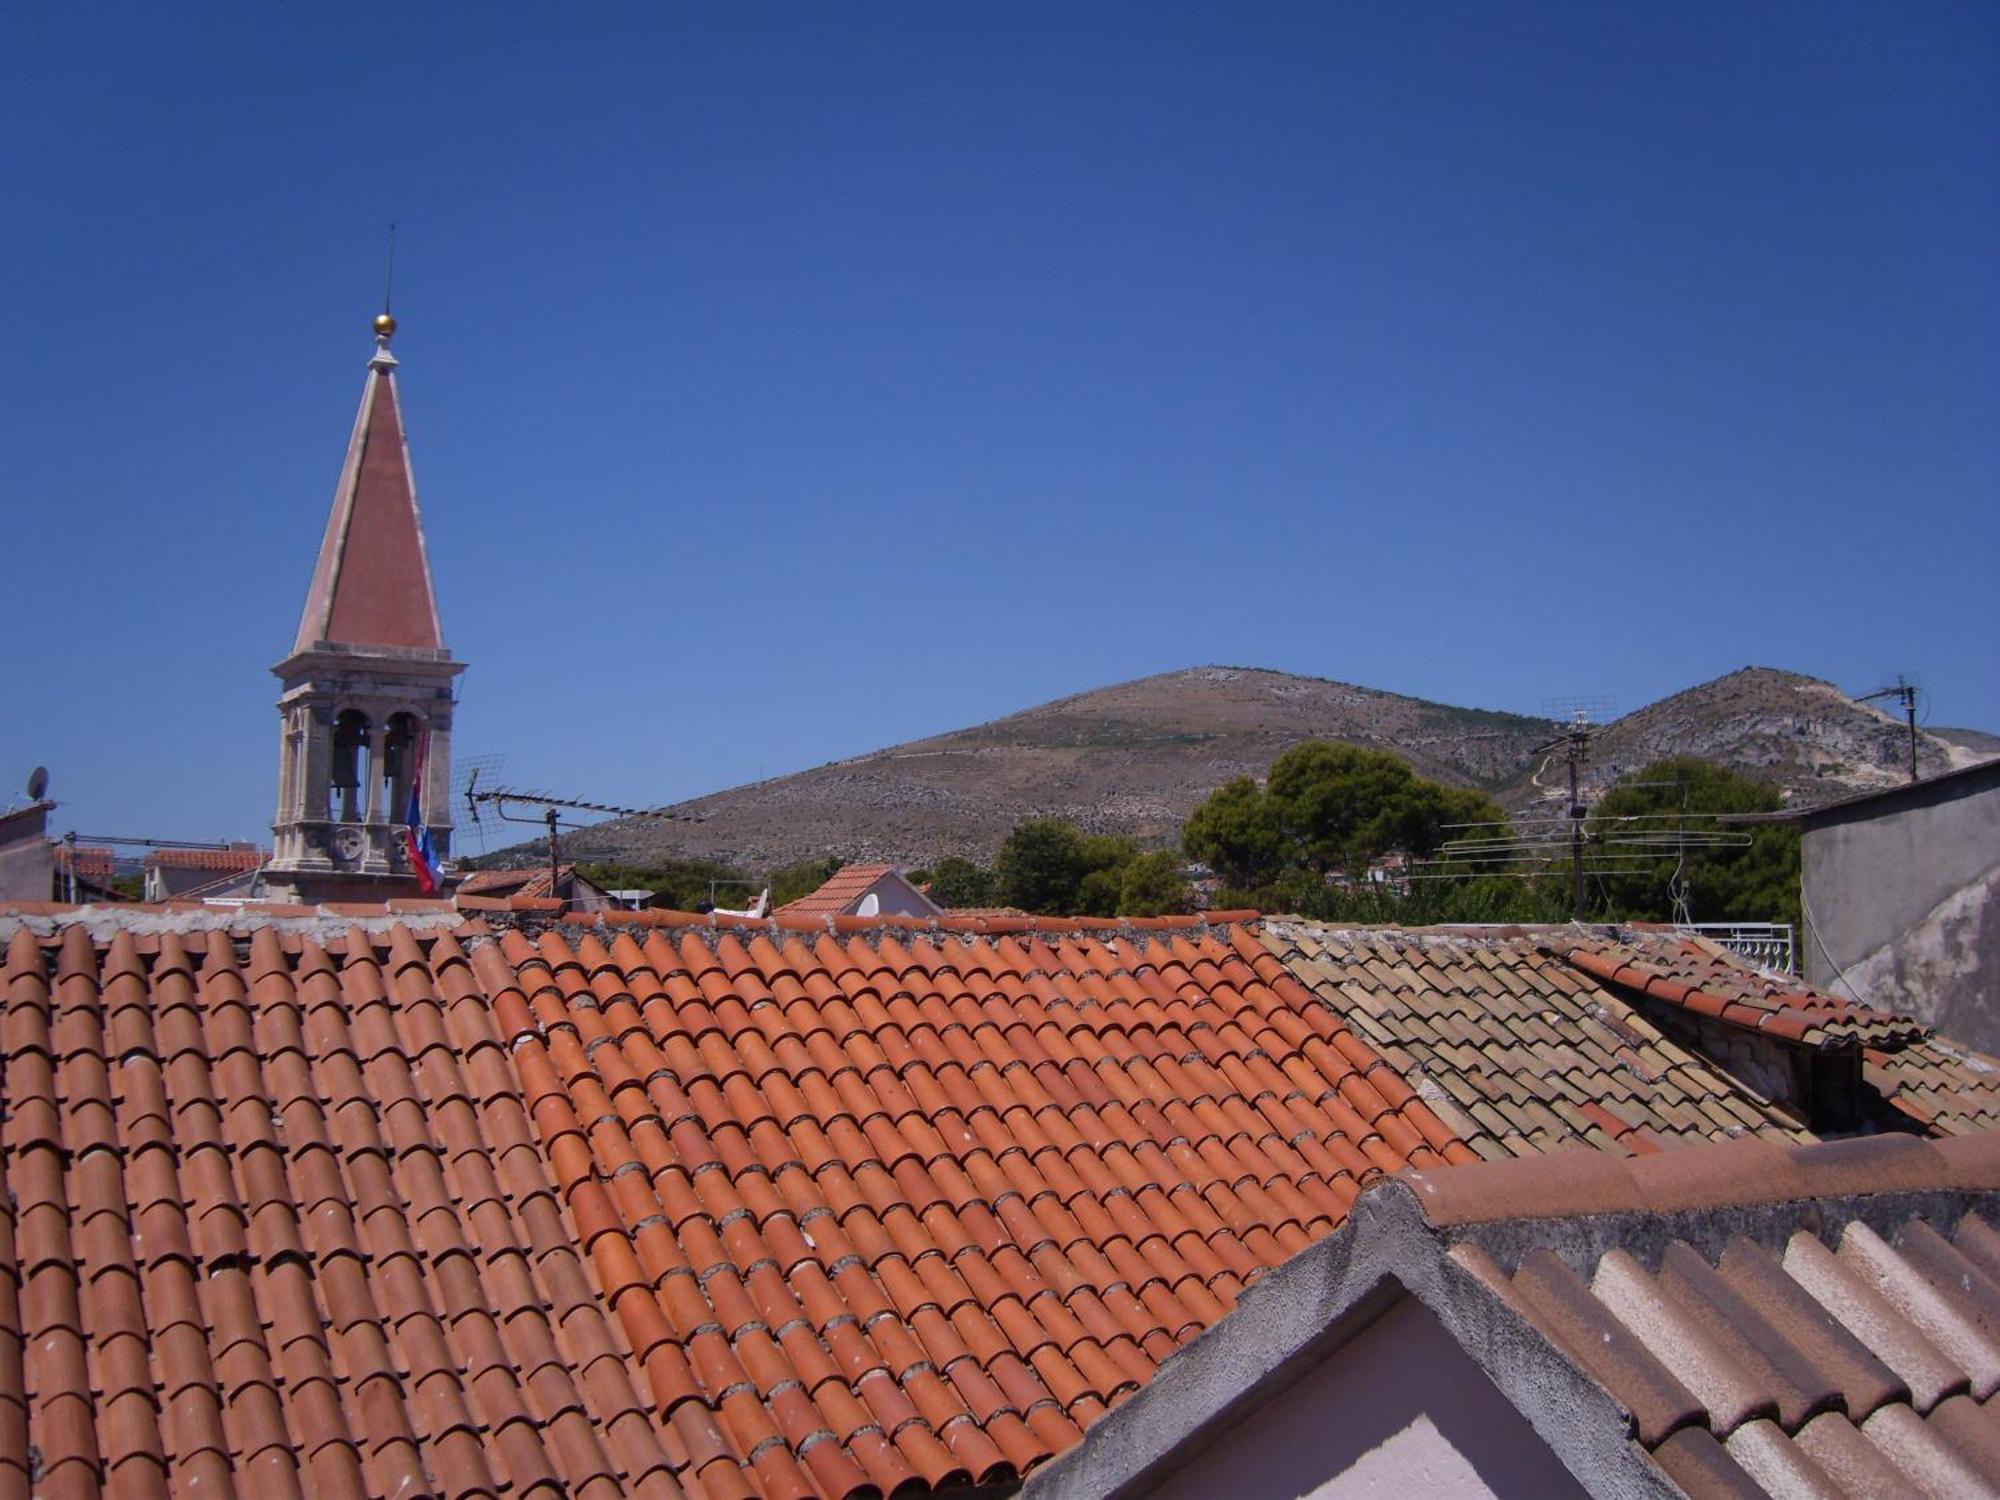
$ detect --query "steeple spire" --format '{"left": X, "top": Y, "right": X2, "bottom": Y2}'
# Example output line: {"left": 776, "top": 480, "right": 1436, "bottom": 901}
{"left": 291, "top": 313, "right": 444, "bottom": 654}
{"left": 268, "top": 308, "right": 465, "bottom": 901}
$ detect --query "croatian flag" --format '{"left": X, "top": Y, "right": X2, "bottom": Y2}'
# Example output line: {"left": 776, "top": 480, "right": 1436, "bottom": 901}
{"left": 402, "top": 727, "right": 443, "bottom": 894}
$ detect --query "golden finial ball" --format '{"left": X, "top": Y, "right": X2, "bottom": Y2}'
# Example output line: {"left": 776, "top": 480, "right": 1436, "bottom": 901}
{"left": 373, "top": 312, "right": 398, "bottom": 339}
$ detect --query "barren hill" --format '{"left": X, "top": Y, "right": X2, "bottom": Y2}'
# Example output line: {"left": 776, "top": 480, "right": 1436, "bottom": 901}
{"left": 532, "top": 665, "right": 1993, "bottom": 872}
{"left": 1502, "top": 667, "right": 1986, "bottom": 810}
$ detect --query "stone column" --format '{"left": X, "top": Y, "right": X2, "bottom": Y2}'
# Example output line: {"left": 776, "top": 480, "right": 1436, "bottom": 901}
{"left": 274, "top": 716, "right": 297, "bottom": 826}
{"left": 364, "top": 720, "right": 388, "bottom": 824}
{"left": 424, "top": 713, "right": 454, "bottom": 840}
{"left": 426, "top": 712, "right": 454, "bottom": 856}
{"left": 304, "top": 707, "right": 334, "bottom": 821}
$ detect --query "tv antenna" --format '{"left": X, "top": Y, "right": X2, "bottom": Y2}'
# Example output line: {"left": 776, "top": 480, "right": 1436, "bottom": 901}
{"left": 462, "top": 767, "right": 702, "bottom": 892}
{"left": 453, "top": 754, "right": 509, "bottom": 853}
{"left": 1856, "top": 674, "right": 1923, "bottom": 783}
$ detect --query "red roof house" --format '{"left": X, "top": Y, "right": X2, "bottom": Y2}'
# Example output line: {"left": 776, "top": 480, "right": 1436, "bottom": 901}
{"left": 775, "top": 865, "right": 941, "bottom": 921}
{"left": 1, "top": 901, "right": 1995, "bottom": 1497}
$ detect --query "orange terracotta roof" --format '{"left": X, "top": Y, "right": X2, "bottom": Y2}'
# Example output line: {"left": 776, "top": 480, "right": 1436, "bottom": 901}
{"left": 1863, "top": 1035, "right": 2000, "bottom": 1137}
{"left": 774, "top": 864, "right": 897, "bottom": 918}
{"left": 1582, "top": 932, "right": 2000, "bottom": 1136}
{"left": 1565, "top": 935, "right": 1928, "bottom": 1048}
{"left": 50, "top": 845, "right": 115, "bottom": 881}
{"left": 1264, "top": 920, "right": 2000, "bottom": 1153}
{"left": 457, "top": 865, "right": 571, "bottom": 900}
{"left": 0, "top": 906, "right": 1475, "bottom": 1497}
{"left": 1, "top": 921, "right": 685, "bottom": 1500}
{"left": 1260, "top": 922, "right": 1814, "bottom": 1160}
{"left": 141, "top": 847, "right": 266, "bottom": 872}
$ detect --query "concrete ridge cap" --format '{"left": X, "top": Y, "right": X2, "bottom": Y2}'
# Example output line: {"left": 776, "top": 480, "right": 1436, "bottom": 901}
{"left": 1396, "top": 1132, "right": 1997, "bottom": 1236}
{"left": 1265, "top": 915, "right": 1626, "bottom": 943}
{"left": 469, "top": 904, "right": 1265, "bottom": 944}
{"left": 0, "top": 901, "right": 466, "bottom": 943}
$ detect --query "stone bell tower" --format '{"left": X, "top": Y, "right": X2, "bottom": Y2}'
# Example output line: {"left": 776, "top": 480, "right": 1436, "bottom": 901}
{"left": 266, "top": 312, "right": 465, "bottom": 902}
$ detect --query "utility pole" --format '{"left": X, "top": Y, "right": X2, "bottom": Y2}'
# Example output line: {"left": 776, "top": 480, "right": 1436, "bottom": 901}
{"left": 1902, "top": 684, "right": 1918, "bottom": 783}
{"left": 1567, "top": 742, "right": 1583, "bottom": 920}
{"left": 1858, "top": 677, "right": 1921, "bottom": 784}
{"left": 1564, "top": 723, "right": 1588, "bottom": 921}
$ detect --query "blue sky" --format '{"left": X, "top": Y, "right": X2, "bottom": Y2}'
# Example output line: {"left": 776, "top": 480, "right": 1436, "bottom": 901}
{"left": 3, "top": 3, "right": 1994, "bottom": 847}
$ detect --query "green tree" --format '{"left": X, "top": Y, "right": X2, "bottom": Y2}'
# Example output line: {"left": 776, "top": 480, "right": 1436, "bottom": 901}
{"left": 1588, "top": 758, "right": 1799, "bottom": 927}
{"left": 1183, "top": 775, "right": 1286, "bottom": 889}
{"left": 996, "top": 820, "right": 1089, "bottom": 913}
{"left": 926, "top": 856, "right": 998, "bottom": 908}
{"left": 1185, "top": 741, "right": 1512, "bottom": 902}
{"left": 1117, "top": 850, "right": 1192, "bottom": 916}
{"left": 1263, "top": 743, "right": 1509, "bottom": 874}
{"left": 1077, "top": 833, "right": 1142, "bottom": 916}
{"left": 991, "top": 820, "right": 1194, "bottom": 916}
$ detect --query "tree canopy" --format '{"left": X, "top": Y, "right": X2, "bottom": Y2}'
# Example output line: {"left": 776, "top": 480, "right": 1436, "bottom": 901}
{"left": 985, "top": 820, "right": 1192, "bottom": 917}
{"left": 1180, "top": 742, "right": 1558, "bottom": 922}
{"left": 1117, "top": 850, "right": 1195, "bottom": 917}
{"left": 1185, "top": 742, "right": 1510, "bottom": 888}
{"left": 924, "top": 856, "right": 998, "bottom": 908}
{"left": 1587, "top": 757, "right": 1799, "bottom": 928}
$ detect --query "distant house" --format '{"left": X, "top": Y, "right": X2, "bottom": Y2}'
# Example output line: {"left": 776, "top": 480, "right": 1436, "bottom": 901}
{"left": 52, "top": 842, "right": 122, "bottom": 902}
{"left": 143, "top": 844, "right": 266, "bottom": 901}
{"left": 454, "top": 864, "right": 617, "bottom": 911}
{"left": 1365, "top": 850, "right": 1411, "bottom": 892}
{"left": 0, "top": 801, "right": 57, "bottom": 902}
{"left": 777, "top": 863, "right": 941, "bottom": 920}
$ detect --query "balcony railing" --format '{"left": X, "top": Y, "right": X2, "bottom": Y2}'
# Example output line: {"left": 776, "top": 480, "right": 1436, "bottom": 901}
{"left": 1683, "top": 922, "right": 1795, "bottom": 975}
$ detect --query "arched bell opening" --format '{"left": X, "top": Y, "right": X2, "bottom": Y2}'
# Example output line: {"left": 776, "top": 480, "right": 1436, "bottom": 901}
{"left": 332, "top": 710, "right": 371, "bottom": 823}
{"left": 383, "top": 713, "right": 423, "bottom": 826}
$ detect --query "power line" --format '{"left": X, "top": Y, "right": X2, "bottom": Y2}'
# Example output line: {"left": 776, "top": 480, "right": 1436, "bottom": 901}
{"left": 1407, "top": 705, "right": 1753, "bottom": 917}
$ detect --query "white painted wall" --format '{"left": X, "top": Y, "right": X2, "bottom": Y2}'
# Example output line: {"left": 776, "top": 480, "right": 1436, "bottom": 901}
{"left": 857, "top": 872, "right": 940, "bottom": 918}
{"left": 1144, "top": 1296, "right": 1590, "bottom": 1500}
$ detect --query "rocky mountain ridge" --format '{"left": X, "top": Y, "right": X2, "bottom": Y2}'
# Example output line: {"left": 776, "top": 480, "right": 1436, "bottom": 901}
{"left": 510, "top": 666, "right": 1992, "bottom": 872}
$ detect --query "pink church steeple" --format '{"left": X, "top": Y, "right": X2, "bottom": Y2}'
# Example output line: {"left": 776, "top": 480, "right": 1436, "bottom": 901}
{"left": 267, "top": 311, "right": 465, "bottom": 900}
{"left": 292, "top": 315, "right": 446, "bottom": 654}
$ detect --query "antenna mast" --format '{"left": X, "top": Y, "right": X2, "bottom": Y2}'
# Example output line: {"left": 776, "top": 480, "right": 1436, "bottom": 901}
{"left": 462, "top": 772, "right": 702, "bottom": 893}
{"left": 382, "top": 222, "right": 396, "bottom": 318}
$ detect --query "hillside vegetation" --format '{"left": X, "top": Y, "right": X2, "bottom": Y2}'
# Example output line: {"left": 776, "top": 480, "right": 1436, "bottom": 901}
{"left": 504, "top": 665, "right": 1990, "bottom": 872}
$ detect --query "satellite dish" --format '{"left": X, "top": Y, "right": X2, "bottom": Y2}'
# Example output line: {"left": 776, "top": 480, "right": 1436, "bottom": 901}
{"left": 25, "top": 767, "right": 48, "bottom": 801}
{"left": 856, "top": 893, "right": 881, "bottom": 917}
